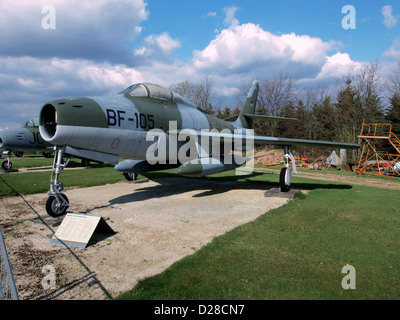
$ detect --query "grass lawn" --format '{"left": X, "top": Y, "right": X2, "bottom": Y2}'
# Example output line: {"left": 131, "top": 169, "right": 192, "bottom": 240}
{"left": 1, "top": 154, "right": 108, "bottom": 170}
{"left": 1, "top": 154, "right": 54, "bottom": 169}
{"left": 0, "top": 166, "right": 126, "bottom": 196}
{"left": 117, "top": 171, "right": 400, "bottom": 300}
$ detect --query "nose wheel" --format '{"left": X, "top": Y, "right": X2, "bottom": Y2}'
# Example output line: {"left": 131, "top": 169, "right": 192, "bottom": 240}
{"left": 46, "top": 194, "right": 69, "bottom": 217}
{"left": 1, "top": 151, "right": 12, "bottom": 171}
{"left": 2, "top": 159, "right": 12, "bottom": 171}
{"left": 46, "top": 146, "right": 71, "bottom": 217}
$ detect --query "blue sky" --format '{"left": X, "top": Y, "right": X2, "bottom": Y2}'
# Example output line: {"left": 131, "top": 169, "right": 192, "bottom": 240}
{"left": 0, "top": 0, "right": 399, "bottom": 129}
{"left": 140, "top": 0, "right": 397, "bottom": 62}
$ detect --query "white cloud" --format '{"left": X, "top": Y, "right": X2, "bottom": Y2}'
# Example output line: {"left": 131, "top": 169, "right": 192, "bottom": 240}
{"left": 0, "top": 0, "right": 149, "bottom": 64}
{"left": 316, "top": 52, "right": 363, "bottom": 80}
{"left": 0, "top": 56, "right": 145, "bottom": 124}
{"left": 192, "top": 23, "right": 342, "bottom": 79}
{"left": 0, "top": 7, "right": 366, "bottom": 127}
{"left": 382, "top": 5, "right": 397, "bottom": 28}
{"left": 134, "top": 32, "right": 181, "bottom": 63}
{"left": 383, "top": 39, "right": 400, "bottom": 60}
{"left": 223, "top": 6, "right": 239, "bottom": 28}
{"left": 203, "top": 12, "right": 217, "bottom": 18}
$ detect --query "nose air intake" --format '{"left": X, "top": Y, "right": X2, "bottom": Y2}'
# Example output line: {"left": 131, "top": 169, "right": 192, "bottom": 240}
{"left": 0, "top": 131, "right": 7, "bottom": 148}
{"left": 40, "top": 104, "right": 57, "bottom": 140}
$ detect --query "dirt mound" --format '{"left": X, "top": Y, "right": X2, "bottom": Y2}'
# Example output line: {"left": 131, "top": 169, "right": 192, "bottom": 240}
{"left": 254, "top": 149, "right": 284, "bottom": 166}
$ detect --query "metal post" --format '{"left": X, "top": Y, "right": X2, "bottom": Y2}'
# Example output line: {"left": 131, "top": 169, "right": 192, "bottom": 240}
{"left": 0, "top": 229, "right": 18, "bottom": 300}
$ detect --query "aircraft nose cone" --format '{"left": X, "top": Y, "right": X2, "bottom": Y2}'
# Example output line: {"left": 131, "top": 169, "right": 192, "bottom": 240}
{"left": 40, "top": 97, "right": 107, "bottom": 144}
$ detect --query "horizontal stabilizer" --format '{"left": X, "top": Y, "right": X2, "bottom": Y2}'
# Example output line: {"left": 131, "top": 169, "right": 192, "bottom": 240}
{"left": 244, "top": 114, "right": 299, "bottom": 122}
{"left": 223, "top": 114, "right": 240, "bottom": 122}
{"left": 224, "top": 114, "right": 298, "bottom": 123}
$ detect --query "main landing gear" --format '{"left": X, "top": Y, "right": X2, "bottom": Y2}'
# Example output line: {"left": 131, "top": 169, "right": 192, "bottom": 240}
{"left": 46, "top": 146, "right": 71, "bottom": 217}
{"left": 279, "top": 146, "right": 297, "bottom": 192}
{"left": 123, "top": 172, "right": 138, "bottom": 181}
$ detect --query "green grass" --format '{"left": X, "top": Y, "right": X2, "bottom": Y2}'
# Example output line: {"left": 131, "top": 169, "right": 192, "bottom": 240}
{"left": 1, "top": 155, "right": 54, "bottom": 169}
{"left": 256, "top": 163, "right": 400, "bottom": 185}
{"left": 0, "top": 155, "right": 127, "bottom": 196}
{"left": 1, "top": 155, "right": 109, "bottom": 170}
{"left": 117, "top": 172, "right": 400, "bottom": 300}
{"left": 0, "top": 166, "right": 126, "bottom": 196}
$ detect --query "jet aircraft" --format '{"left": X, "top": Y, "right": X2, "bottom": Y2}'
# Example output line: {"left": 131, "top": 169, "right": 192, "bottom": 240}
{"left": 0, "top": 118, "right": 53, "bottom": 170}
{"left": 0, "top": 118, "right": 100, "bottom": 171}
{"left": 38, "top": 80, "right": 359, "bottom": 217}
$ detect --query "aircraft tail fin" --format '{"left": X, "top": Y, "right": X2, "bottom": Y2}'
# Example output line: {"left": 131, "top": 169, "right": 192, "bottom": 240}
{"left": 234, "top": 80, "right": 259, "bottom": 129}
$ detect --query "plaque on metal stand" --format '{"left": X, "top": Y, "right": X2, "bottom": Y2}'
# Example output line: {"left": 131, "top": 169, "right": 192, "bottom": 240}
{"left": 50, "top": 213, "right": 115, "bottom": 249}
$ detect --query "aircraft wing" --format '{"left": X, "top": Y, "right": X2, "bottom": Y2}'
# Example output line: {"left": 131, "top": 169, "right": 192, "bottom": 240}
{"left": 171, "top": 129, "right": 360, "bottom": 150}
{"left": 251, "top": 136, "right": 359, "bottom": 149}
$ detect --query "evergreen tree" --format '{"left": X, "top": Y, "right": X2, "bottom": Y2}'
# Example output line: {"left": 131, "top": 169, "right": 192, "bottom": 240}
{"left": 386, "top": 93, "right": 400, "bottom": 134}
{"left": 312, "top": 96, "right": 337, "bottom": 142}
{"left": 334, "top": 79, "right": 362, "bottom": 143}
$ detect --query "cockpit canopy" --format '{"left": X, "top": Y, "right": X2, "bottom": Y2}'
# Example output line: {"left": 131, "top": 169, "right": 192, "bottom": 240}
{"left": 119, "top": 83, "right": 196, "bottom": 107}
{"left": 24, "top": 118, "right": 39, "bottom": 127}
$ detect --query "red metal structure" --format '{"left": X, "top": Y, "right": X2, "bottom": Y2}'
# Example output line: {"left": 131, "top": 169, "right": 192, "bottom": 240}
{"left": 354, "top": 123, "right": 400, "bottom": 177}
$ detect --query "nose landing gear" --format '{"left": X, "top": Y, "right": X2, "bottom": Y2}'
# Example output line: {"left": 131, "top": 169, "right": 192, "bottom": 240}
{"left": 1, "top": 151, "right": 13, "bottom": 171}
{"left": 1, "top": 158, "right": 12, "bottom": 171}
{"left": 46, "top": 146, "right": 71, "bottom": 217}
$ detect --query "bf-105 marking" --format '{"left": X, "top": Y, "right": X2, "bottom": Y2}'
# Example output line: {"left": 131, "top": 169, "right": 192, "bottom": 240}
{"left": 106, "top": 109, "right": 155, "bottom": 130}
{"left": 38, "top": 81, "right": 359, "bottom": 217}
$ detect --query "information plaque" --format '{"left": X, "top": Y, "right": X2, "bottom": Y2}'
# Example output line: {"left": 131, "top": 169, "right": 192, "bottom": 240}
{"left": 50, "top": 213, "right": 115, "bottom": 249}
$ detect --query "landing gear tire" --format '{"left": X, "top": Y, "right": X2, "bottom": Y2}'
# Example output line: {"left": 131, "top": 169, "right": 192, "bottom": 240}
{"left": 123, "top": 172, "right": 138, "bottom": 181}
{"left": 46, "top": 194, "right": 69, "bottom": 217}
{"left": 2, "top": 160, "right": 12, "bottom": 171}
{"left": 279, "top": 167, "right": 290, "bottom": 192}
{"left": 81, "top": 159, "right": 90, "bottom": 167}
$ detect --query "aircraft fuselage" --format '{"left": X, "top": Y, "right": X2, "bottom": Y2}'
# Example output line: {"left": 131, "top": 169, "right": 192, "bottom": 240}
{"left": 0, "top": 119, "right": 52, "bottom": 153}
{"left": 39, "top": 83, "right": 236, "bottom": 161}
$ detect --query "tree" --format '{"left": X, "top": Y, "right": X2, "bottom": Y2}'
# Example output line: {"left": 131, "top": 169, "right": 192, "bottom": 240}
{"left": 387, "top": 62, "right": 400, "bottom": 98}
{"left": 334, "top": 78, "right": 361, "bottom": 141}
{"left": 312, "top": 96, "right": 337, "bottom": 142}
{"left": 170, "top": 76, "right": 224, "bottom": 114}
{"left": 386, "top": 63, "right": 400, "bottom": 134}
{"left": 353, "top": 61, "right": 384, "bottom": 122}
{"left": 386, "top": 93, "right": 400, "bottom": 134}
{"left": 216, "top": 106, "right": 235, "bottom": 119}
